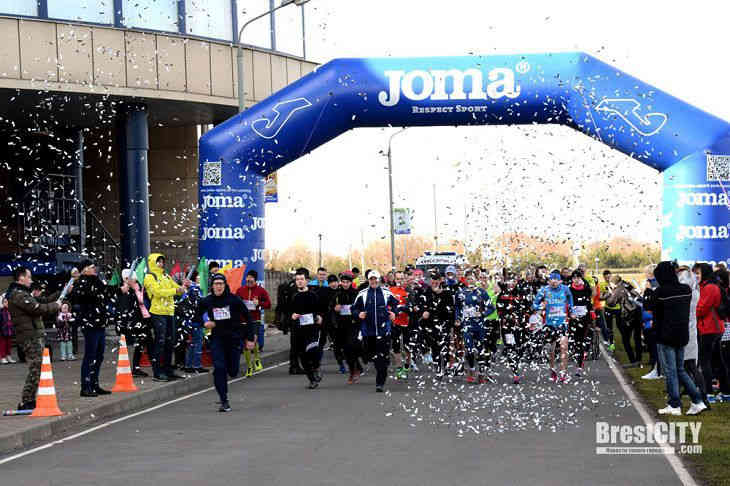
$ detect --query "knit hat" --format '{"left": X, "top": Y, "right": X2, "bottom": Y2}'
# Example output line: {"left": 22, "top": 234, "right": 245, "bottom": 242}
{"left": 79, "top": 259, "right": 94, "bottom": 272}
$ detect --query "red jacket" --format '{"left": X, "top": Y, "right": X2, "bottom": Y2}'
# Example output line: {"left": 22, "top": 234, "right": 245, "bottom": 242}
{"left": 696, "top": 281, "right": 725, "bottom": 335}
{"left": 389, "top": 286, "right": 409, "bottom": 327}
{"left": 235, "top": 285, "right": 272, "bottom": 322}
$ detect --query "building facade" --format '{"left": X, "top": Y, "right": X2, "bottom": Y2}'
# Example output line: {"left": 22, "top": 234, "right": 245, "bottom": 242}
{"left": 0, "top": 1, "right": 316, "bottom": 280}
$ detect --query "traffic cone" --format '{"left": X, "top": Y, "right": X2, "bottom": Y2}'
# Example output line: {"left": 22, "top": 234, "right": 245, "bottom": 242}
{"left": 31, "top": 348, "right": 63, "bottom": 417}
{"left": 139, "top": 351, "right": 152, "bottom": 367}
{"left": 111, "top": 335, "right": 138, "bottom": 392}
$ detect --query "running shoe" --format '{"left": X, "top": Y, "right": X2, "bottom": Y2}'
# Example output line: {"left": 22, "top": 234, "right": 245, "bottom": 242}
{"left": 410, "top": 362, "right": 419, "bottom": 372}
{"left": 352, "top": 371, "right": 361, "bottom": 384}
{"left": 559, "top": 371, "right": 569, "bottom": 384}
{"left": 313, "top": 370, "right": 322, "bottom": 383}
{"left": 347, "top": 374, "right": 354, "bottom": 385}
{"left": 245, "top": 366, "right": 253, "bottom": 377}
{"left": 479, "top": 375, "right": 494, "bottom": 385}
{"left": 641, "top": 367, "right": 661, "bottom": 380}
{"left": 466, "top": 375, "right": 477, "bottom": 384}
{"left": 608, "top": 344, "right": 615, "bottom": 352}
{"left": 550, "top": 369, "right": 558, "bottom": 382}
{"left": 706, "top": 394, "right": 718, "bottom": 404}
{"left": 513, "top": 375, "right": 521, "bottom": 385}
{"left": 308, "top": 380, "right": 319, "bottom": 390}
{"left": 376, "top": 385, "right": 384, "bottom": 393}
{"left": 719, "top": 394, "right": 730, "bottom": 402}
{"left": 219, "top": 401, "right": 232, "bottom": 412}
{"left": 339, "top": 363, "right": 347, "bottom": 374}
{"left": 396, "top": 367, "right": 408, "bottom": 380}
{"left": 254, "top": 360, "right": 263, "bottom": 372}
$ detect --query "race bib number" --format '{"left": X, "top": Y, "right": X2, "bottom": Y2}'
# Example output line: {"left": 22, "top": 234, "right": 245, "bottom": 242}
{"left": 339, "top": 305, "right": 351, "bottom": 316}
{"left": 212, "top": 306, "right": 231, "bottom": 320}
{"left": 573, "top": 306, "right": 588, "bottom": 317}
{"left": 299, "top": 313, "right": 314, "bottom": 326}
{"left": 463, "top": 307, "right": 480, "bottom": 318}
{"left": 505, "top": 333, "right": 516, "bottom": 345}
{"left": 243, "top": 300, "right": 256, "bottom": 310}
{"left": 549, "top": 307, "right": 565, "bottom": 318}
{"left": 529, "top": 314, "right": 543, "bottom": 330}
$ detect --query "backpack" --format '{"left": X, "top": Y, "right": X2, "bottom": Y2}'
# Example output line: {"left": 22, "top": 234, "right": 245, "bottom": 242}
{"left": 717, "top": 285, "right": 730, "bottom": 321}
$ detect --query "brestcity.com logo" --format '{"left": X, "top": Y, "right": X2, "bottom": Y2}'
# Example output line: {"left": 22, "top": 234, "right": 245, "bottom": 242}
{"left": 596, "top": 421, "right": 703, "bottom": 455}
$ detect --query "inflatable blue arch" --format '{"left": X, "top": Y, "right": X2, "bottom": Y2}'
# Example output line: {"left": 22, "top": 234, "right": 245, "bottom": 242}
{"left": 198, "top": 52, "right": 730, "bottom": 279}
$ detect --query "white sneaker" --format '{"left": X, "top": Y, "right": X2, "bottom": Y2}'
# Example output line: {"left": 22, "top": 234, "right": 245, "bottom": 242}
{"left": 686, "top": 402, "right": 707, "bottom": 416}
{"left": 69, "top": 355, "right": 76, "bottom": 360}
{"left": 0, "top": 357, "right": 8, "bottom": 364}
{"left": 658, "top": 405, "right": 682, "bottom": 416}
{"left": 411, "top": 362, "right": 419, "bottom": 372}
{"left": 6, "top": 356, "right": 16, "bottom": 363}
{"left": 60, "top": 356, "right": 66, "bottom": 361}
{"left": 642, "top": 367, "right": 661, "bottom": 380}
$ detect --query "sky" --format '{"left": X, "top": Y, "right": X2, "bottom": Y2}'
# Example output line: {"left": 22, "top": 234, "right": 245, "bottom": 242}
{"left": 260, "top": 0, "right": 730, "bottom": 257}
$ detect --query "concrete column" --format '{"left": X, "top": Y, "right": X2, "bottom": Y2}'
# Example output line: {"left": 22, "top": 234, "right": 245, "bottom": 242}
{"left": 119, "top": 105, "right": 151, "bottom": 264}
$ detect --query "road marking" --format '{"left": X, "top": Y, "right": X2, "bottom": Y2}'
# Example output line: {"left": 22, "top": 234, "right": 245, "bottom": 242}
{"left": 0, "top": 360, "right": 289, "bottom": 466}
{"left": 600, "top": 346, "right": 698, "bottom": 486}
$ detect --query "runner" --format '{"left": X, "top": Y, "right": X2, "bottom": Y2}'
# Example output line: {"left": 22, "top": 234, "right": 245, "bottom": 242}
{"left": 389, "top": 271, "right": 413, "bottom": 380}
{"left": 419, "top": 272, "right": 456, "bottom": 378}
{"left": 334, "top": 272, "right": 362, "bottom": 384}
{"left": 351, "top": 271, "right": 400, "bottom": 392}
{"left": 533, "top": 270, "right": 574, "bottom": 382}
{"left": 290, "top": 269, "right": 324, "bottom": 389}
{"left": 196, "top": 273, "right": 253, "bottom": 412}
{"left": 498, "top": 273, "right": 530, "bottom": 384}
{"left": 235, "top": 270, "right": 271, "bottom": 377}
{"left": 457, "top": 270, "right": 496, "bottom": 384}
{"left": 568, "top": 270, "right": 593, "bottom": 377}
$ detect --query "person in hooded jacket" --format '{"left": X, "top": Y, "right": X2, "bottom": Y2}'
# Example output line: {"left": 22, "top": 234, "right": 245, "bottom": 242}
{"left": 606, "top": 275, "right": 643, "bottom": 367}
{"left": 458, "top": 270, "right": 496, "bottom": 384}
{"left": 115, "top": 269, "right": 148, "bottom": 377}
{"left": 653, "top": 261, "right": 707, "bottom": 416}
{"left": 7, "top": 266, "right": 61, "bottom": 410}
{"left": 695, "top": 262, "right": 728, "bottom": 404}
{"left": 143, "top": 253, "right": 191, "bottom": 382}
{"left": 197, "top": 273, "right": 252, "bottom": 412}
{"left": 69, "top": 260, "right": 118, "bottom": 397}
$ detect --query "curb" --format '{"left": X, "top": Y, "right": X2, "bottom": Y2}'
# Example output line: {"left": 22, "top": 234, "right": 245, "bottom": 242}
{"left": 0, "top": 348, "right": 290, "bottom": 456}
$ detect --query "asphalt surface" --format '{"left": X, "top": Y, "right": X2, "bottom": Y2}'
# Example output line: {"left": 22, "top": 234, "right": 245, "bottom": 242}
{"left": 1, "top": 349, "right": 684, "bottom": 486}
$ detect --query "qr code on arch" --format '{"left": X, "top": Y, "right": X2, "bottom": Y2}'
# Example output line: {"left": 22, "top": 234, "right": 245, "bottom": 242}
{"left": 706, "top": 154, "right": 730, "bottom": 181}
{"left": 202, "top": 161, "right": 222, "bottom": 186}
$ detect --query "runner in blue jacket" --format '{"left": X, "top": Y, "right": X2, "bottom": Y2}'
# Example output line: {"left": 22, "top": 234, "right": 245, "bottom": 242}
{"left": 533, "top": 271, "right": 574, "bottom": 383}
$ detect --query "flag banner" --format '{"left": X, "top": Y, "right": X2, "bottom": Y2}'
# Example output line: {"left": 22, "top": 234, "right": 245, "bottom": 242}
{"left": 393, "top": 208, "right": 412, "bottom": 235}
{"left": 265, "top": 172, "right": 278, "bottom": 203}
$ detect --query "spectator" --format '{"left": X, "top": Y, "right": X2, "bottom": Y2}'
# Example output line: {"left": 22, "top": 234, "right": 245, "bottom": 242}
{"left": 56, "top": 302, "right": 75, "bottom": 361}
{"left": 695, "top": 262, "right": 728, "bottom": 404}
{"left": 236, "top": 269, "right": 272, "bottom": 376}
{"left": 716, "top": 269, "right": 730, "bottom": 401}
{"left": 116, "top": 269, "right": 148, "bottom": 376}
{"left": 677, "top": 267, "right": 705, "bottom": 402}
{"left": 641, "top": 264, "right": 662, "bottom": 380}
{"left": 606, "top": 275, "right": 642, "bottom": 367}
{"left": 7, "top": 266, "right": 61, "bottom": 410}
{"left": 653, "top": 261, "right": 706, "bottom": 416}
{"left": 70, "top": 259, "right": 117, "bottom": 397}
{"left": 143, "top": 253, "right": 191, "bottom": 382}
{"left": 182, "top": 271, "right": 207, "bottom": 374}
{"left": 0, "top": 294, "right": 16, "bottom": 363}
{"left": 599, "top": 270, "right": 617, "bottom": 350}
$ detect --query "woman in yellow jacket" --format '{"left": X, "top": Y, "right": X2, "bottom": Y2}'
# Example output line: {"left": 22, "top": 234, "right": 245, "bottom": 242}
{"left": 144, "top": 253, "right": 190, "bottom": 381}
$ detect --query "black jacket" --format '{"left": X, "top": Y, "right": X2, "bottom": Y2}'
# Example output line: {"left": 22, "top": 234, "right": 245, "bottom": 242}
{"left": 333, "top": 286, "right": 358, "bottom": 328}
{"left": 653, "top": 261, "right": 692, "bottom": 348}
{"left": 196, "top": 288, "right": 253, "bottom": 340}
{"left": 69, "top": 275, "right": 116, "bottom": 330}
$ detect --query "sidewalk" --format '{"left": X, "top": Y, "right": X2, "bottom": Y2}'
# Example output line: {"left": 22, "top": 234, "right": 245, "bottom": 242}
{"left": 0, "top": 328, "right": 291, "bottom": 455}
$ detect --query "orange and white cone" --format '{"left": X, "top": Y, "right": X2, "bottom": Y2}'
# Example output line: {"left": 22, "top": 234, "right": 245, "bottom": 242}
{"left": 31, "top": 347, "right": 63, "bottom": 417}
{"left": 111, "top": 335, "right": 138, "bottom": 392}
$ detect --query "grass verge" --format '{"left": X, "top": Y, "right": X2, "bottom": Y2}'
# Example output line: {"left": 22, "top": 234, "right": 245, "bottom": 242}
{"left": 611, "top": 331, "right": 730, "bottom": 486}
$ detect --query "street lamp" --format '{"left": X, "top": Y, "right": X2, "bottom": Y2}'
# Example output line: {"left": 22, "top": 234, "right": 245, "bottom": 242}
{"left": 387, "top": 128, "right": 408, "bottom": 271}
{"left": 236, "top": 0, "right": 311, "bottom": 112}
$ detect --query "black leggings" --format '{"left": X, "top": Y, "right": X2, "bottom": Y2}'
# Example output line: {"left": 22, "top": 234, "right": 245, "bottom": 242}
{"left": 503, "top": 328, "right": 525, "bottom": 375}
{"left": 719, "top": 340, "right": 730, "bottom": 394}
{"left": 344, "top": 326, "right": 364, "bottom": 374}
{"left": 698, "top": 333, "right": 727, "bottom": 397}
{"left": 616, "top": 310, "right": 642, "bottom": 363}
{"left": 296, "top": 326, "right": 322, "bottom": 380}
{"left": 569, "top": 317, "right": 591, "bottom": 368}
{"left": 423, "top": 324, "right": 450, "bottom": 374}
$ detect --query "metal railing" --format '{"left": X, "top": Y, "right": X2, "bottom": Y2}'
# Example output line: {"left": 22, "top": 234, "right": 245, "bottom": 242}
{"left": 16, "top": 174, "right": 121, "bottom": 272}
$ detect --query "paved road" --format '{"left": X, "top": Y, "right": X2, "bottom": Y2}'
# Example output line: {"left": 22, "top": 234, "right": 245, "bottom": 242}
{"left": 1, "top": 350, "right": 684, "bottom": 486}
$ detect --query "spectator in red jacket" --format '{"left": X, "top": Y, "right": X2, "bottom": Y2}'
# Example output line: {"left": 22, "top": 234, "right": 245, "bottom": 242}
{"left": 236, "top": 270, "right": 272, "bottom": 376}
{"left": 695, "top": 262, "right": 728, "bottom": 404}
